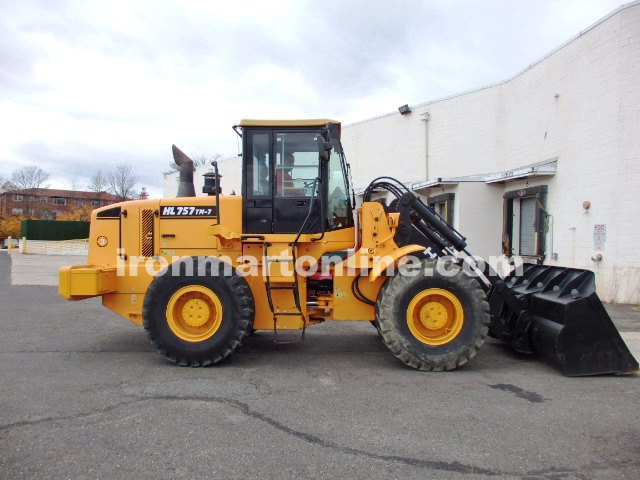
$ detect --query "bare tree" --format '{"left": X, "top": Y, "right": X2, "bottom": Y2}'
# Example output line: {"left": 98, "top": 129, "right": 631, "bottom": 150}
{"left": 70, "top": 178, "right": 80, "bottom": 199}
{"left": 10, "top": 166, "right": 49, "bottom": 218}
{"left": 107, "top": 164, "right": 137, "bottom": 201}
{"left": 167, "top": 153, "right": 222, "bottom": 174}
{"left": 10, "top": 166, "right": 50, "bottom": 192}
{"left": 0, "top": 176, "right": 15, "bottom": 193}
{"left": 196, "top": 154, "right": 222, "bottom": 165}
{"left": 88, "top": 170, "right": 108, "bottom": 203}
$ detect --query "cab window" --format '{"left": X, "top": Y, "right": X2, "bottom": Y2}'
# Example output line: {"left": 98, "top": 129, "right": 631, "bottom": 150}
{"left": 275, "top": 132, "right": 320, "bottom": 197}
{"left": 326, "top": 146, "right": 352, "bottom": 229}
{"left": 246, "top": 131, "right": 271, "bottom": 197}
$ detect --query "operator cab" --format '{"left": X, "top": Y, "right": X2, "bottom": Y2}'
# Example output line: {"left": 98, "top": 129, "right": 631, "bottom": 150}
{"left": 237, "top": 119, "right": 354, "bottom": 234}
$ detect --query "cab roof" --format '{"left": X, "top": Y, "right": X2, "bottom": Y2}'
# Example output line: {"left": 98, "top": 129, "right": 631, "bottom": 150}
{"left": 237, "top": 118, "right": 340, "bottom": 127}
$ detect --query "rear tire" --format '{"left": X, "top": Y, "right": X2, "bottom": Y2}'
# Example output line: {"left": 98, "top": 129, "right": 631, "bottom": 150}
{"left": 376, "top": 258, "right": 489, "bottom": 371}
{"left": 143, "top": 257, "right": 254, "bottom": 367}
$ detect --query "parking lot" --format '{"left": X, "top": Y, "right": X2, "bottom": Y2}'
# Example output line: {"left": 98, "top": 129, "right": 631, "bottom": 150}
{"left": 1, "top": 251, "right": 639, "bottom": 479}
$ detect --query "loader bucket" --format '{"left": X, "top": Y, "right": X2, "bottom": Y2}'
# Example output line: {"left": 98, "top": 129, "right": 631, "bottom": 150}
{"left": 488, "top": 264, "right": 638, "bottom": 376}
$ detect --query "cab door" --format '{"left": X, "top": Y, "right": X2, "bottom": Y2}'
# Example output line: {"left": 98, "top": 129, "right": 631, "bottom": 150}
{"left": 243, "top": 128, "right": 323, "bottom": 235}
{"left": 244, "top": 129, "right": 273, "bottom": 234}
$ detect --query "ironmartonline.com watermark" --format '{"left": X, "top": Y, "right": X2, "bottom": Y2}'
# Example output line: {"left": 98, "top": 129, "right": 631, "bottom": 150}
{"left": 115, "top": 249, "right": 524, "bottom": 279}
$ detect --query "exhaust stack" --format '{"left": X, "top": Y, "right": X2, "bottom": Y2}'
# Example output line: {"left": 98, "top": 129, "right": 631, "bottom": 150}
{"left": 172, "top": 145, "right": 196, "bottom": 197}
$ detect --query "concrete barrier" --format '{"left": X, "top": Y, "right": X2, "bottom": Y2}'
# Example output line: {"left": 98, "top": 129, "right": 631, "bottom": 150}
{"left": 19, "top": 238, "right": 89, "bottom": 256}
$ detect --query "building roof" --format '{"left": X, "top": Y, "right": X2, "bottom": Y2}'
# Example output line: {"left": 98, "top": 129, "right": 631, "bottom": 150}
{"left": 411, "top": 159, "right": 558, "bottom": 190}
{"left": 2, "top": 188, "right": 120, "bottom": 201}
{"left": 353, "top": 158, "right": 558, "bottom": 195}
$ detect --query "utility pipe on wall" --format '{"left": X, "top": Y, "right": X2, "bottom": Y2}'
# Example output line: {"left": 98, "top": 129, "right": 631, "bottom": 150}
{"left": 421, "top": 112, "right": 431, "bottom": 181}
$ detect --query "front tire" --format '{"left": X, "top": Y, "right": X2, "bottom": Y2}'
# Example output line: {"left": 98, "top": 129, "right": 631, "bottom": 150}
{"left": 376, "top": 258, "right": 489, "bottom": 371}
{"left": 143, "top": 257, "right": 254, "bottom": 367}
{"left": 370, "top": 320, "right": 381, "bottom": 335}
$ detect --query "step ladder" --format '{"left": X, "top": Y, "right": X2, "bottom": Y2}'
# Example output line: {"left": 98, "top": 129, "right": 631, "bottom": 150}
{"left": 263, "top": 242, "right": 307, "bottom": 342}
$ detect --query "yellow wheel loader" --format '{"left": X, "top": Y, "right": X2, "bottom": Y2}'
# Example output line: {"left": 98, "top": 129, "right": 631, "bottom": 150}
{"left": 59, "top": 119, "right": 638, "bottom": 375}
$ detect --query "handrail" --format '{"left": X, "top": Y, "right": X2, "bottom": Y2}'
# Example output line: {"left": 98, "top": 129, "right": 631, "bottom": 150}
{"left": 293, "top": 177, "right": 320, "bottom": 247}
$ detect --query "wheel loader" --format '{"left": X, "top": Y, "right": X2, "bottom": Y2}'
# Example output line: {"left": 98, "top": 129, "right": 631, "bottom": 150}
{"left": 59, "top": 119, "right": 638, "bottom": 375}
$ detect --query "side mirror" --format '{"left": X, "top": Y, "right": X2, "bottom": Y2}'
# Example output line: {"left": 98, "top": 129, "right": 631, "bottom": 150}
{"left": 317, "top": 136, "right": 333, "bottom": 162}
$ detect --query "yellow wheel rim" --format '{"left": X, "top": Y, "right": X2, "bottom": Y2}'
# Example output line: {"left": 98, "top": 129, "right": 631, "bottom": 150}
{"left": 406, "top": 288, "right": 464, "bottom": 346}
{"left": 166, "top": 285, "right": 223, "bottom": 342}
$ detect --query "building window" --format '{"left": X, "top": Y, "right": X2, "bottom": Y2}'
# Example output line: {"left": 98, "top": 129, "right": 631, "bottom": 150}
{"left": 427, "top": 193, "right": 455, "bottom": 225}
{"left": 11, "top": 208, "right": 23, "bottom": 215}
{"left": 40, "top": 197, "right": 47, "bottom": 203}
{"left": 91, "top": 200, "right": 99, "bottom": 206}
{"left": 13, "top": 194, "right": 23, "bottom": 201}
{"left": 76, "top": 200, "right": 84, "bottom": 207}
{"left": 503, "top": 186, "right": 548, "bottom": 260}
{"left": 53, "top": 197, "right": 66, "bottom": 206}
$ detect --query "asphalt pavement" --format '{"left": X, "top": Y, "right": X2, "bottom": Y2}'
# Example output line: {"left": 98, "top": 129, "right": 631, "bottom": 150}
{"left": 1, "top": 251, "right": 639, "bottom": 479}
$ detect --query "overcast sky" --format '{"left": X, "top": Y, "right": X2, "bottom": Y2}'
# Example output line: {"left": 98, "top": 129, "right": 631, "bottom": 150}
{"left": 0, "top": 0, "right": 624, "bottom": 196}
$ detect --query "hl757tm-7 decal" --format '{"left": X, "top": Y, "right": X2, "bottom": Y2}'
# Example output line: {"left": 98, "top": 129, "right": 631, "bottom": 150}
{"left": 160, "top": 206, "right": 217, "bottom": 218}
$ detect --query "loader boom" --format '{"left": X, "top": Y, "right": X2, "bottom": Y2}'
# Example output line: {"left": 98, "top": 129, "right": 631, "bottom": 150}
{"left": 360, "top": 177, "right": 638, "bottom": 376}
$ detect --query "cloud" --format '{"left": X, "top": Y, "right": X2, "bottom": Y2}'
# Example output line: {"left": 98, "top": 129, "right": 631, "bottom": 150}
{"left": 13, "top": 140, "right": 169, "bottom": 196}
{"left": 0, "top": 0, "right": 623, "bottom": 196}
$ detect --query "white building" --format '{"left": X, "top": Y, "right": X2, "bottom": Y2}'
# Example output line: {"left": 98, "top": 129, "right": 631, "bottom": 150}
{"left": 164, "top": 2, "right": 640, "bottom": 303}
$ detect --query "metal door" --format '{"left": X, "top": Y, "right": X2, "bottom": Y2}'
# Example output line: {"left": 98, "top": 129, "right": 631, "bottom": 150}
{"left": 519, "top": 197, "right": 537, "bottom": 256}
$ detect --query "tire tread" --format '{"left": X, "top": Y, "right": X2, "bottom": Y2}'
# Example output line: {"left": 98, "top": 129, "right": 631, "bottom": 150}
{"left": 375, "top": 258, "right": 489, "bottom": 371}
{"left": 142, "top": 257, "right": 254, "bottom": 367}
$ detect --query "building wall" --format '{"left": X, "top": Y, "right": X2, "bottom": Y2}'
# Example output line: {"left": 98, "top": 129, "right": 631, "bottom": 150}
{"left": 342, "top": 113, "right": 428, "bottom": 188}
{"left": 0, "top": 190, "right": 117, "bottom": 220}
{"left": 455, "top": 183, "right": 504, "bottom": 261}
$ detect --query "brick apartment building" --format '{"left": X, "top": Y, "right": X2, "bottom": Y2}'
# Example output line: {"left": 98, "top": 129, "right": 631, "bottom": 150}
{"left": 0, "top": 188, "right": 120, "bottom": 220}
